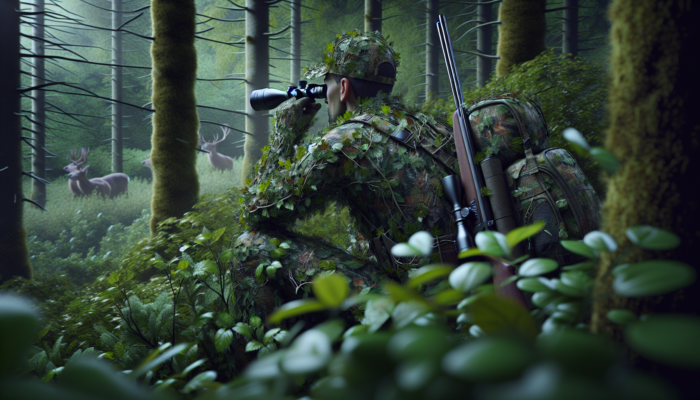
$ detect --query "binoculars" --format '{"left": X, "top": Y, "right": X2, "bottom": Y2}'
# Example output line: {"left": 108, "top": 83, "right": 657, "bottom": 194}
{"left": 250, "top": 80, "right": 328, "bottom": 111}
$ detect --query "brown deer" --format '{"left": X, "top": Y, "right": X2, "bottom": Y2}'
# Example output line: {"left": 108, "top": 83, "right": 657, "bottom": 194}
{"left": 200, "top": 126, "right": 233, "bottom": 171}
{"left": 64, "top": 148, "right": 89, "bottom": 197}
{"left": 68, "top": 164, "right": 130, "bottom": 199}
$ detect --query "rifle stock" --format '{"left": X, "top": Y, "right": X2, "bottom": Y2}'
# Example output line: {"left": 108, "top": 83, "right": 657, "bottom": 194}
{"left": 437, "top": 15, "right": 527, "bottom": 309}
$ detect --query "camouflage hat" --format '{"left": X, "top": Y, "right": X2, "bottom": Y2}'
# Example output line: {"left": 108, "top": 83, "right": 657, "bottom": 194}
{"left": 303, "top": 30, "right": 400, "bottom": 85}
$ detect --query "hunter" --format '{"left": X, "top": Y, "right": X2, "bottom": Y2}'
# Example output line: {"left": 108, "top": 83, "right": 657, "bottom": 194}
{"left": 235, "top": 30, "right": 462, "bottom": 306}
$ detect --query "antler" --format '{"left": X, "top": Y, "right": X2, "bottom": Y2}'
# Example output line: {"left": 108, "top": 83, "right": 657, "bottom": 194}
{"left": 69, "top": 148, "right": 80, "bottom": 163}
{"left": 215, "top": 125, "right": 231, "bottom": 144}
{"left": 80, "top": 147, "right": 91, "bottom": 165}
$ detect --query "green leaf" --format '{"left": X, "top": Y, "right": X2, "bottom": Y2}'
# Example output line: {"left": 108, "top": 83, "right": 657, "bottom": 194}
{"left": 518, "top": 258, "right": 559, "bottom": 277}
{"left": 560, "top": 240, "right": 598, "bottom": 259}
{"left": 211, "top": 227, "right": 226, "bottom": 242}
{"left": 170, "top": 359, "right": 206, "bottom": 379}
{"left": 626, "top": 315, "right": 700, "bottom": 369}
{"left": 517, "top": 277, "right": 553, "bottom": 292}
{"left": 590, "top": 147, "right": 619, "bottom": 175}
{"left": 449, "top": 262, "right": 492, "bottom": 293}
{"left": 281, "top": 330, "right": 332, "bottom": 374}
{"left": 343, "top": 325, "right": 369, "bottom": 339}
{"left": 233, "top": 323, "right": 253, "bottom": 339}
{"left": 250, "top": 316, "right": 262, "bottom": 328}
{"left": 532, "top": 291, "right": 566, "bottom": 308}
{"left": 442, "top": 337, "right": 535, "bottom": 381}
{"left": 0, "top": 295, "right": 39, "bottom": 374}
{"left": 626, "top": 225, "right": 681, "bottom": 251}
{"left": 363, "top": 297, "right": 395, "bottom": 332}
{"left": 270, "top": 238, "right": 281, "bottom": 247}
{"left": 583, "top": 230, "right": 617, "bottom": 253}
{"left": 245, "top": 341, "right": 264, "bottom": 352}
{"left": 177, "top": 260, "right": 189, "bottom": 270}
{"left": 506, "top": 221, "right": 545, "bottom": 249}
{"left": 562, "top": 261, "right": 596, "bottom": 271}
{"left": 407, "top": 264, "right": 453, "bottom": 289}
{"left": 255, "top": 264, "right": 265, "bottom": 282}
{"left": 270, "top": 247, "right": 288, "bottom": 259}
{"left": 562, "top": 127, "right": 591, "bottom": 151}
{"left": 475, "top": 231, "right": 510, "bottom": 257}
{"left": 554, "top": 279, "right": 586, "bottom": 297}
{"left": 471, "top": 294, "right": 538, "bottom": 340}
{"left": 560, "top": 270, "right": 593, "bottom": 289}
{"left": 432, "top": 289, "right": 464, "bottom": 306}
{"left": 606, "top": 309, "right": 638, "bottom": 325}
{"left": 214, "top": 329, "right": 233, "bottom": 352}
{"left": 182, "top": 371, "right": 217, "bottom": 394}
{"left": 390, "top": 243, "right": 422, "bottom": 257}
{"left": 457, "top": 247, "right": 485, "bottom": 259}
{"left": 313, "top": 274, "right": 349, "bottom": 307}
{"left": 263, "top": 328, "right": 282, "bottom": 344}
{"left": 194, "top": 260, "right": 218, "bottom": 277}
{"left": 132, "top": 343, "right": 193, "bottom": 377}
{"left": 201, "top": 227, "right": 212, "bottom": 240}
{"left": 220, "top": 249, "right": 234, "bottom": 264}
{"left": 613, "top": 260, "right": 696, "bottom": 297}
{"left": 268, "top": 299, "right": 327, "bottom": 325}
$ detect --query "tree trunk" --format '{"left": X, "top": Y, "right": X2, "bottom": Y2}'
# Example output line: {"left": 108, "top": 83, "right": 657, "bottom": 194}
{"left": 425, "top": 0, "right": 439, "bottom": 98}
{"left": 476, "top": 0, "right": 493, "bottom": 87}
{"left": 31, "top": 0, "right": 46, "bottom": 208}
{"left": 0, "top": 0, "right": 32, "bottom": 283}
{"left": 241, "top": 0, "right": 270, "bottom": 186}
{"left": 495, "top": 0, "right": 546, "bottom": 77}
{"left": 149, "top": 0, "right": 200, "bottom": 234}
{"left": 562, "top": 0, "right": 578, "bottom": 56}
{"left": 364, "top": 0, "right": 382, "bottom": 33}
{"left": 112, "top": 0, "right": 123, "bottom": 173}
{"left": 290, "top": 0, "right": 301, "bottom": 85}
{"left": 592, "top": 0, "right": 700, "bottom": 393}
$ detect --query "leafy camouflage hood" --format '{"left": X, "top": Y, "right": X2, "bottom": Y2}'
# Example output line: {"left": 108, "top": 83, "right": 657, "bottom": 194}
{"left": 303, "top": 30, "right": 400, "bottom": 85}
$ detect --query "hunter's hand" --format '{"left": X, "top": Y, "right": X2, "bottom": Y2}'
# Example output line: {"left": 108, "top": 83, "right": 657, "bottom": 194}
{"left": 274, "top": 97, "right": 322, "bottom": 141}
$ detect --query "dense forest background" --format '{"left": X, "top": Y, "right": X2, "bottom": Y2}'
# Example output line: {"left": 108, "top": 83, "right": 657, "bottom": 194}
{"left": 3, "top": 0, "right": 699, "bottom": 399}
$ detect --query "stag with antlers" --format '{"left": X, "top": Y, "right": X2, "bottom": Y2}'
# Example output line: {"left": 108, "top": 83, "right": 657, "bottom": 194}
{"left": 200, "top": 125, "right": 234, "bottom": 171}
{"left": 64, "top": 148, "right": 89, "bottom": 197}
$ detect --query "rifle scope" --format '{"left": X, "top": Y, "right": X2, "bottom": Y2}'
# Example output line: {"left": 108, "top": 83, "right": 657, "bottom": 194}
{"left": 250, "top": 81, "right": 327, "bottom": 111}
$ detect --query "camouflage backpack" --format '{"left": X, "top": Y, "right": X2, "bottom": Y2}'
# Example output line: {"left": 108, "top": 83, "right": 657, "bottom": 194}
{"left": 466, "top": 95, "right": 602, "bottom": 266}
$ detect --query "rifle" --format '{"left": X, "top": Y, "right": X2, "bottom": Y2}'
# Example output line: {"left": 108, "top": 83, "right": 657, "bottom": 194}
{"left": 436, "top": 15, "right": 528, "bottom": 309}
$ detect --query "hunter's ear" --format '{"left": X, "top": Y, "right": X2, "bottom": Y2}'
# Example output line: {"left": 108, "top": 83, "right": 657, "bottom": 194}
{"left": 340, "top": 77, "right": 354, "bottom": 103}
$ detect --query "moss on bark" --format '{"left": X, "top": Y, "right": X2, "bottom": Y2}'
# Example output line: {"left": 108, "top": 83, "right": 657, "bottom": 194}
{"left": 495, "top": 0, "right": 546, "bottom": 77}
{"left": 592, "top": 0, "right": 700, "bottom": 367}
{"left": 149, "top": 0, "right": 200, "bottom": 234}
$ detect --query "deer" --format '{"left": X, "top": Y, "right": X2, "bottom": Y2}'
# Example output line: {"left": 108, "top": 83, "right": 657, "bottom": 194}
{"left": 68, "top": 163, "right": 130, "bottom": 199}
{"left": 141, "top": 158, "right": 151, "bottom": 169}
{"left": 200, "top": 125, "right": 234, "bottom": 171}
{"left": 64, "top": 148, "right": 89, "bottom": 197}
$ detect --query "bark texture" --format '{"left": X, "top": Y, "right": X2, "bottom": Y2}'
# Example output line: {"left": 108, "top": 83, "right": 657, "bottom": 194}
{"left": 149, "top": 0, "right": 200, "bottom": 234}
{"left": 364, "top": 0, "right": 382, "bottom": 33}
{"left": 476, "top": 0, "right": 493, "bottom": 87}
{"left": 31, "top": 0, "right": 46, "bottom": 207}
{"left": 0, "top": 0, "right": 32, "bottom": 283}
{"left": 290, "top": 0, "right": 301, "bottom": 85}
{"left": 495, "top": 0, "right": 546, "bottom": 76}
{"left": 562, "top": 0, "right": 578, "bottom": 56}
{"left": 112, "top": 0, "right": 124, "bottom": 173}
{"left": 592, "top": 0, "right": 700, "bottom": 392}
{"left": 425, "top": 0, "right": 439, "bottom": 98}
{"left": 241, "top": 0, "right": 270, "bottom": 186}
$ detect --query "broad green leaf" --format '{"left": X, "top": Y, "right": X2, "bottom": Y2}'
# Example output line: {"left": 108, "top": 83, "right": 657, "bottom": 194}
{"left": 407, "top": 264, "right": 453, "bottom": 288}
{"left": 37, "top": 325, "right": 50, "bottom": 341}
{"left": 220, "top": 249, "right": 234, "bottom": 264}
{"left": 255, "top": 264, "right": 264, "bottom": 282}
{"left": 457, "top": 293, "right": 487, "bottom": 310}
{"left": 590, "top": 147, "right": 619, "bottom": 175}
{"left": 449, "top": 262, "right": 492, "bottom": 292}
{"left": 626, "top": 315, "right": 700, "bottom": 369}
{"left": 177, "top": 260, "right": 189, "bottom": 270}
{"left": 108, "top": 272, "right": 121, "bottom": 285}
{"left": 554, "top": 280, "right": 585, "bottom": 297}
{"left": 270, "top": 247, "right": 288, "bottom": 259}
{"left": 390, "top": 243, "right": 422, "bottom": 257}
{"left": 537, "top": 328, "right": 615, "bottom": 377}
{"left": 562, "top": 261, "right": 596, "bottom": 271}
{"left": 194, "top": 260, "right": 218, "bottom": 277}
{"left": 407, "top": 231, "right": 434, "bottom": 256}
{"left": 211, "top": 227, "right": 226, "bottom": 242}
{"left": 343, "top": 325, "right": 369, "bottom": 339}
{"left": 182, "top": 371, "right": 217, "bottom": 394}
{"left": 517, "top": 277, "right": 553, "bottom": 292}
{"left": 532, "top": 291, "right": 567, "bottom": 308}
{"left": 269, "top": 238, "right": 281, "bottom": 247}
{"left": 281, "top": 330, "right": 333, "bottom": 374}
{"left": 268, "top": 299, "right": 327, "bottom": 325}
{"left": 518, "top": 258, "right": 559, "bottom": 277}
{"left": 560, "top": 270, "right": 593, "bottom": 289}
{"left": 201, "top": 227, "right": 212, "bottom": 240}
{"left": 562, "top": 127, "right": 591, "bottom": 151}
{"left": 475, "top": 231, "right": 510, "bottom": 257}
{"left": 626, "top": 225, "right": 681, "bottom": 251}
{"left": 560, "top": 240, "right": 598, "bottom": 259}
{"left": 506, "top": 221, "right": 545, "bottom": 248}
{"left": 233, "top": 322, "right": 253, "bottom": 339}
{"left": 583, "top": 230, "right": 617, "bottom": 253}
{"left": 442, "top": 337, "right": 535, "bottom": 381}
{"left": 155, "top": 378, "right": 180, "bottom": 392}
{"left": 245, "top": 341, "right": 264, "bottom": 352}
{"left": 263, "top": 328, "right": 282, "bottom": 344}
{"left": 457, "top": 247, "right": 485, "bottom": 259}
{"left": 214, "top": 329, "right": 233, "bottom": 352}
{"left": 313, "top": 274, "right": 349, "bottom": 307}
{"left": 363, "top": 297, "right": 395, "bottom": 332}
{"left": 432, "top": 289, "right": 464, "bottom": 306}
{"left": 469, "top": 325, "right": 485, "bottom": 338}
{"left": 170, "top": 359, "right": 206, "bottom": 379}
{"left": 471, "top": 294, "right": 538, "bottom": 341}
{"left": 250, "top": 316, "right": 262, "bottom": 328}
{"left": 607, "top": 309, "right": 638, "bottom": 325}
{"left": 133, "top": 342, "right": 193, "bottom": 377}
{"left": 613, "top": 260, "right": 696, "bottom": 297}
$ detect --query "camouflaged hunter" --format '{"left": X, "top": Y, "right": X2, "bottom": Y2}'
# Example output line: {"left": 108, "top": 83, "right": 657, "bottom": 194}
{"left": 235, "top": 31, "right": 460, "bottom": 301}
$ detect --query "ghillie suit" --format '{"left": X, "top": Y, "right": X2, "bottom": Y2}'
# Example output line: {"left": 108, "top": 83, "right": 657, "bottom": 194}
{"left": 234, "top": 31, "right": 460, "bottom": 307}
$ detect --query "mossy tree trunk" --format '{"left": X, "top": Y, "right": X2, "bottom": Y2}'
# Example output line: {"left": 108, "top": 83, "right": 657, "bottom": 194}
{"left": 241, "top": 0, "right": 270, "bottom": 186}
{"left": 476, "top": 0, "right": 494, "bottom": 87}
{"left": 592, "top": 0, "right": 700, "bottom": 387}
{"left": 364, "top": 0, "right": 382, "bottom": 33}
{"left": 425, "top": 0, "right": 439, "bottom": 98}
{"left": 30, "top": 0, "right": 46, "bottom": 208}
{"left": 0, "top": 0, "right": 32, "bottom": 283}
{"left": 290, "top": 0, "right": 301, "bottom": 85}
{"left": 149, "top": 0, "right": 200, "bottom": 234}
{"left": 495, "top": 0, "right": 546, "bottom": 77}
{"left": 112, "top": 0, "right": 123, "bottom": 173}
{"left": 562, "top": 0, "right": 578, "bottom": 56}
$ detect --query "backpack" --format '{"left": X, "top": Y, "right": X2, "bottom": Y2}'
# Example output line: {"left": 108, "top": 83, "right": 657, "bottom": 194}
{"left": 465, "top": 96, "right": 603, "bottom": 265}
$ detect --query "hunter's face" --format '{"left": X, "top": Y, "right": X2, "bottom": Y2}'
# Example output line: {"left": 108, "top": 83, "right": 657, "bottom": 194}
{"left": 324, "top": 74, "right": 346, "bottom": 124}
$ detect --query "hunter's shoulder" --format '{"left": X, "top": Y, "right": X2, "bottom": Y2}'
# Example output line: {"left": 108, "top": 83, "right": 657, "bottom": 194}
{"left": 320, "top": 115, "right": 377, "bottom": 144}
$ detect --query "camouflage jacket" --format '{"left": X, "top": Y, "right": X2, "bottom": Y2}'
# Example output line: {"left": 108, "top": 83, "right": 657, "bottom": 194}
{"left": 239, "top": 95, "right": 459, "bottom": 257}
